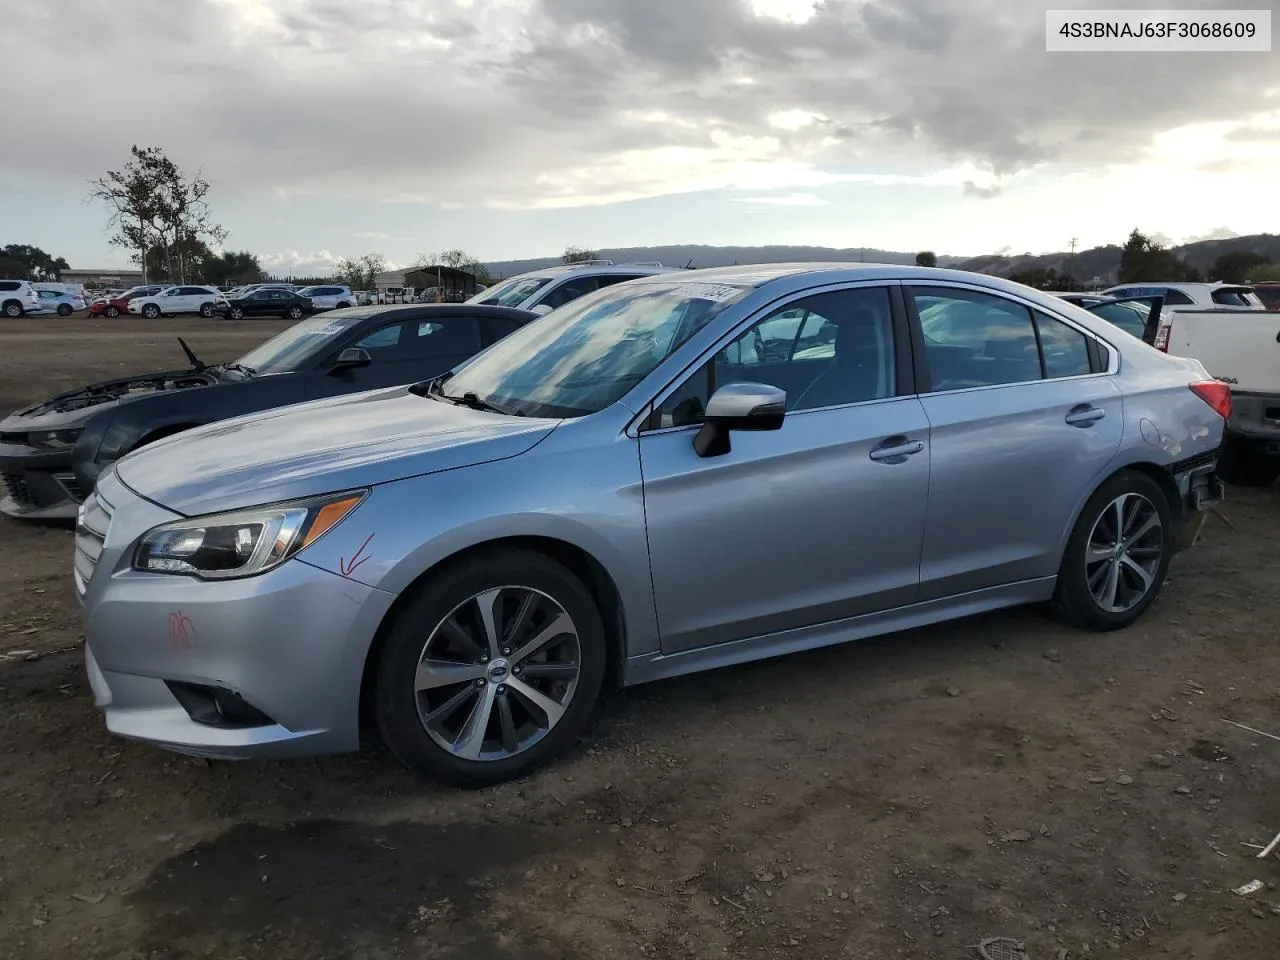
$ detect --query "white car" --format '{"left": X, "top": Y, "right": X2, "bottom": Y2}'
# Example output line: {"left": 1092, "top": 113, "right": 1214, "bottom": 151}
{"left": 30, "top": 289, "right": 87, "bottom": 316}
{"left": 468, "top": 260, "right": 682, "bottom": 314}
{"left": 0, "top": 280, "right": 42, "bottom": 317}
{"left": 294, "top": 284, "right": 355, "bottom": 310}
{"left": 127, "top": 285, "right": 228, "bottom": 319}
{"left": 1101, "top": 282, "right": 1266, "bottom": 311}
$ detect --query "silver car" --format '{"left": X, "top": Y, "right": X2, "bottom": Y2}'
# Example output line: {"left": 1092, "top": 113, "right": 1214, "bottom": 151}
{"left": 77, "top": 264, "right": 1228, "bottom": 786}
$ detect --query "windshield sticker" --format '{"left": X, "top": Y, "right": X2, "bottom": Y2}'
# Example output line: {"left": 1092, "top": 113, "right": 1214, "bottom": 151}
{"left": 305, "top": 323, "right": 347, "bottom": 336}
{"left": 675, "top": 283, "right": 744, "bottom": 303}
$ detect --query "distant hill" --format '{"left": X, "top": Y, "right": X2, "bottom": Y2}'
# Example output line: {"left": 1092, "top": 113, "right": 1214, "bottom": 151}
{"left": 483, "top": 244, "right": 966, "bottom": 278}
{"left": 956, "top": 234, "right": 1280, "bottom": 285}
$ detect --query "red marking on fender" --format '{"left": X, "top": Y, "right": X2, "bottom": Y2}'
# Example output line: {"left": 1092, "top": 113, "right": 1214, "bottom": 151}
{"left": 168, "top": 611, "right": 195, "bottom": 649}
{"left": 339, "top": 533, "right": 375, "bottom": 578}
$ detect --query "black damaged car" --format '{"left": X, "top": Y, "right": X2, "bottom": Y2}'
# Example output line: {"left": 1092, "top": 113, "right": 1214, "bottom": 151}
{"left": 0, "top": 303, "right": 537, "bottom": 520}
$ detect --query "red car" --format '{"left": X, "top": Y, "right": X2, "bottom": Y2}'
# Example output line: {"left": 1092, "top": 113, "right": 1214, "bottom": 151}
{"left": 1253, "top": 281, "right": 1280, "bottom": 311}
{"left": 88, "top": 285, "right": 167, "bottom": 318}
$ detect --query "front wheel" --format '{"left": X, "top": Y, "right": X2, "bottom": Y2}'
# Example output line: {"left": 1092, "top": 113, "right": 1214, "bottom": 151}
{"left": 286, "top": 306, "right": 303, "bottom": 319}
{"left": 199, "top": 302, "right": 214, "bottom": 318}
{"left": 228, "top": 307, "right": 244, "bottom": 320}
{"left": 104, "top": 305, "right": 120, "bottom": 318}
{"left": 57, "top": 304, "right": 73, "bottom": 317}
{"left": 374, "top": 548, "right": 606, "bottom": 787}
{"left": 1051, "top": 470, "right": 1173, "bottom": 631}
{"left": 142, "top": 304, "right": 160, "bottom": 319}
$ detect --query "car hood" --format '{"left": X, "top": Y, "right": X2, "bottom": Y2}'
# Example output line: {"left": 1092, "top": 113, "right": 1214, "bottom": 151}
{"left": 113, "top": 386, "right": 560, "bottom": 516}
{"left": 0, "top": 367, "right": 224, "bottom": 433}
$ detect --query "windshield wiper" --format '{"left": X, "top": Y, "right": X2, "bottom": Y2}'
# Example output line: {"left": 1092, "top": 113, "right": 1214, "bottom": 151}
{"left": 440, "top": 390, "right": 522, "bottom": 416}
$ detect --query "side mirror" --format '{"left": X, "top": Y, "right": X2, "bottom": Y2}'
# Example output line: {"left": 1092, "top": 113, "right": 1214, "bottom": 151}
{"left": 330, "top": 347, "right": 372, "bottom": 373}
{"left": 693, "top": 382, "right": 786, "bottom": 458}
{"left": 531, "top": 304, "right": 553, "bottom": 316}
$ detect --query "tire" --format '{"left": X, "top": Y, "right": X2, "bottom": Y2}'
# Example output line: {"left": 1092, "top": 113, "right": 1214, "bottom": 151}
{"left": 286, "top": 306, "right": 303, "bottom": 320}
{"left": 1217, "top": 433, "right": 1280, "bottom": 487}
{"left": 374, "top": 547, "right": 607, "bottom": 787}
{"left": 2, "top": 300, "right": 22, "bottom": 318}
{"left": 337, "top": 301, "right": 351, "bottom": 310}
{"left": 228, "top": 307, "right": 244, "bottom": 321}
{"left": 199, "top": 302, "right": 214, "bottom": 318}
{"left": 57, "top": 304, "right": 73, "bottom": 317}
{"left": 1050, "top": 469, "right": 1174, "bottom": 631}
{"left": 142, "top": 304, "right": 160, "bottom": 319}
{"left": 104, "top": 305, "right": 119, "bottom": 318}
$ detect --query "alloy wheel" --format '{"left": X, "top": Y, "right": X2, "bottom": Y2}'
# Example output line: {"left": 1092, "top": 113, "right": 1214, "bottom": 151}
{"left": 415, "top": 586, "right": 581, "bottom": 761}
{"left": 1085, "top": 492, "right": 1163, "bottom": 613}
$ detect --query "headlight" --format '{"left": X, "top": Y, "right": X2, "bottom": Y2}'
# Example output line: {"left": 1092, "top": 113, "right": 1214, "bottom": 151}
{"left": 133, "top": 489, "right": 367, "bottom": 580}
{"left": 29, "top": 428, "right": 83, "bottom": 450}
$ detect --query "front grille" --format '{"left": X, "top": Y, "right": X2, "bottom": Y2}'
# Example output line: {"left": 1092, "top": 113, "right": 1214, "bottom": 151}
{"left": 74, "top": 488, "right": 114, "bottom": 596}
{"left": 0, "top": 472, "right": 36, "bottom": 508}
{"left": 53, "top": 472, "right": 86, "bottom": 503}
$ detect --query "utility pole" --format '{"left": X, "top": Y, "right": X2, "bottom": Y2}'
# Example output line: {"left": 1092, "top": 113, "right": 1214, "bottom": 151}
{"left": 1068, "top": 237, "right": 1078, "bottom": 285}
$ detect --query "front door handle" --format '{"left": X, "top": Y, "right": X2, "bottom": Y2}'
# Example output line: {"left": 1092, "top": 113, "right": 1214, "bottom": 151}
{"left": 869, "top": 437, "right": 925, "bottom": 463}
{"left": 1065, "top": 404, "right": 1106, "bottom": 427}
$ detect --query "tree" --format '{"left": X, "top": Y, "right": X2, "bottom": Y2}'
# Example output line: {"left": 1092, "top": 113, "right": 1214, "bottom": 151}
{"left": 1117, "top": 228, "right": 1200, "bottom": 283}
{"left": 563, "top": 245, "right": 596, "bottom": 264}
{"left": 914, "top": 250, "right": 938, "bottom": 268}
{"left": 1009, "top": 267, "right": 1076, "bottom": 291}
{"left": 1211, "top": 251, "right": 1271, "bottom": 285}
{"left": 0, "top": 244, "right": 69, "bottom": 280}
{"left": 334, "top": 252, "right": 387, "bottom": 291}
{"left": 139, "top": 236, "right": 214, "bottom": 282}
{"left": 199, "top": 250, "right": 263, "bottom": 285}
{"left": 88, "top": 145, "right": 227, "bottom": 284}
{"left": 1247, "top": 263, "right": 1280, "bottom": 283}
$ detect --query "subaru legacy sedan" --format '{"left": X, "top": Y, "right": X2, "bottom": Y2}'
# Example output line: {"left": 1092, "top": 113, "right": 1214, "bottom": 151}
{"left": 76, "top": 264, "right": 1227, "bottom": 786}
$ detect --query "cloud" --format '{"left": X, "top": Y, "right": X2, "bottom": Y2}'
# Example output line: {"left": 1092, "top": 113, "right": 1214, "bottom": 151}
{"left": 351, "top": 231, "right": 391, "bottom": 240}
{"left": 732, "top": 192, "right": 829, "bottom": 206}
{"left": 1181, "top": 226, "right": 1239, "bottom": 244}
{"left": 0, "top": 0, "right": 1276, "bottom": 218}
{"left": 962, "top": 180, "right": 1003, "bottom": 199}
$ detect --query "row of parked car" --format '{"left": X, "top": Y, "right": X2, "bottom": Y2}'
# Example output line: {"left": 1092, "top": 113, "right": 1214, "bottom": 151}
{"left": 0, "top": 260, "right": 1251, "bottom": 787}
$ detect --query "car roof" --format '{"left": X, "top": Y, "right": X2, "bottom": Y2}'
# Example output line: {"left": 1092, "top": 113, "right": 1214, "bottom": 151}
{"left": 507, "top": 263, "right": 681, "bottom": 281}
{"left": 335, "top": 303, "right": 540, "bottom": 323}
{"left": 623, "top": 261, "right": 1076, "bottom": 293}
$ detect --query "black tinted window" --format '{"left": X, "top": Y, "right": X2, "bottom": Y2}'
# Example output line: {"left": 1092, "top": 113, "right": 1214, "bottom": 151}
{"left": 540, "top": 278, "right": 599, "bottom": 310}
{"left": 1164, "top": 289, "right": 1195, "bottom": 305}
{"left": 913, "top": 288, "right": 1041, "bottom": 390}
{"left": 0, "top": 281, "right": 19, "bottom": 292}
{"left": 479, "top": 315, "right": 522, "bottom": 346}
{"left": 404, "top": 318, "right": 481, "bottom": 358}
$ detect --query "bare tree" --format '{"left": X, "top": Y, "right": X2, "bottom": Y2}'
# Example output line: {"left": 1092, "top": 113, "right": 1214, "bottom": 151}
{"left": 335, "top": 253, "right": 388, "bottom": 292}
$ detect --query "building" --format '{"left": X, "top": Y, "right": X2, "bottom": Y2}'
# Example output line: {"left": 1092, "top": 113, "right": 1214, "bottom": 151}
{"left": 61, "top": 267, "right": 145, "bottom": 288}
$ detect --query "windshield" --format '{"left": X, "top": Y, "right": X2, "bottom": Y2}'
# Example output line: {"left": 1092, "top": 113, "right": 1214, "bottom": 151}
{"left": 441, "top": 279, "right": 749, "bottom": 417}
{"left": 467, "top": 276, "right": 552, "bottom": 307}
{"left": 233, "top": 311, "right": 373, "bottom": 374}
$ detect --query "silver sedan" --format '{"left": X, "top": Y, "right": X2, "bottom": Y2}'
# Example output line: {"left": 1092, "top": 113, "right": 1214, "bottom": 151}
{"left": 77, "top": 264, "right": 1227, "bottom": 785}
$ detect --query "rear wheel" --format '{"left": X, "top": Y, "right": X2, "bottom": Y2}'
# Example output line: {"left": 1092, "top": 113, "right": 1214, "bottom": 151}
{"left": 286, "top": 305, "right": 303, "bottom": 320}
{"left": 1051, "top": 470, "right": 1173, "bottom": 631}
{"left": 374, "top": 548, "right": 606, "bottom": 787}
{"left": 1217, "top": 433, "right": 1280, "bottom": 487}
{"left": 2, "top": 300, "right": 22, "bottom": 318}
{"left": 104, "top": 305, "right": 120, "bottom": 318}
{"left": 142, "top": 304, "right": 160, "bottom": 319}
{"left": 228, "top": 306, "right": 245, "bottom": 320}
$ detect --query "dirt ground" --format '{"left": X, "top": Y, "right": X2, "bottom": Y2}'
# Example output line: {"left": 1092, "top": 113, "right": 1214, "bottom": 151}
{"left": 1, "top": 315, "right": 1278, "bottom": 960}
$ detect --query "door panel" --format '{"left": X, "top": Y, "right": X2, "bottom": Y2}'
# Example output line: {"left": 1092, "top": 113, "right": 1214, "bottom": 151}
{"left": 639, "top": 283, "right": 929, "bottom": 654}
{"left": 908, "top": 286, "right": 1124, "bottom": 599}
{"left": 640, "top": 399, "right": 931, "bottom": 653}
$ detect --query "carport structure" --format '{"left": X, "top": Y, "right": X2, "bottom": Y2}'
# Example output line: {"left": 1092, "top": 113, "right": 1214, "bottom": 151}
{"left": 405, "top": 265, "right": 484, "bottom": 303}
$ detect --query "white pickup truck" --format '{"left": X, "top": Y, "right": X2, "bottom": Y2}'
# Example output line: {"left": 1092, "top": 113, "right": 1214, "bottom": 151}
{"left": 1152, "top": 307, "right": 1280, "bottom": 486}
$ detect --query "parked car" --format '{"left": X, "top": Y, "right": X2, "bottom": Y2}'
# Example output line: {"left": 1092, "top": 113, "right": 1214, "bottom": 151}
{"left": 222, "top": 288, "right": 315, "bottom": 320}
{"left": 1252, "top": 281, "right": 1280, "bottom": 311}
{"left": 88, "top": 285, "right": 167, "bottom": 318}
{"left": 1055, "top": 292, "right": 1111, "bottom": 308}
{"left": 469, "top": 260, "right": 681, "bottom": 315}
{"left": 30, "top": 289, "right": 88, "bottom": 316}
{"left": 0, "top": 280, "right": 42, "bottom": 317}
{"left": 1101, "top": 282, "right": 1265, "bottom": 311}
{"left": 295, "top": 284, "right": 356, "bottom": 311}
{"left": 128, "top": 285, "right": 229, "bottom": 319}
{"left": 1058, "top": 294, "right": 1165, "bottom": 344}
{"left": 75, "top": 264, "right": 1227, "bottom": 785}
{"left": 0, "top": 304, "right": 537, "bottom": 520}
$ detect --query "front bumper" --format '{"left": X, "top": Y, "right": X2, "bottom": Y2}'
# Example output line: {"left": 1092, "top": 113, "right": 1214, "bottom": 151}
{"left": 79, "top": 473, "right": 397, "bottom": 759}
{"left": 0, "top": 442, "right": 83, "bottom": 520}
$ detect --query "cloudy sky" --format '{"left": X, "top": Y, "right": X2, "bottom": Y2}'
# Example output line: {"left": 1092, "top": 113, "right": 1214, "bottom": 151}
{"left": 1, "top": 0, "right": 1276, "bottom": 274}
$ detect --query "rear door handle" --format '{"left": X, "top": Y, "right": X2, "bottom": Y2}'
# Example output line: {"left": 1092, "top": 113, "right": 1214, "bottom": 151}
{"left": 869, "top": 437, "right": 925, "bottom": 462}
{"left": 1065, "top": 404, "right": 1106, "bottom": 427}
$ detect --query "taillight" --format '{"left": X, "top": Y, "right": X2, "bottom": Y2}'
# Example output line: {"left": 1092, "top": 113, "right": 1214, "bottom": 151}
{"left": 1152, "top": 315, "right": 1172, "bottom": 352}
{"left": 1189, "top": 380, "right": 1231, "bottom": 420}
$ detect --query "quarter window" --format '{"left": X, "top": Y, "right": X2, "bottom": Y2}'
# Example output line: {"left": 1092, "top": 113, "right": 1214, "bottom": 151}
{"left": 1163, "top": 288, "right": 1195, "bottom": 305}
{"left": 648, "top": 287, "right": 896, "bottom": 429}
